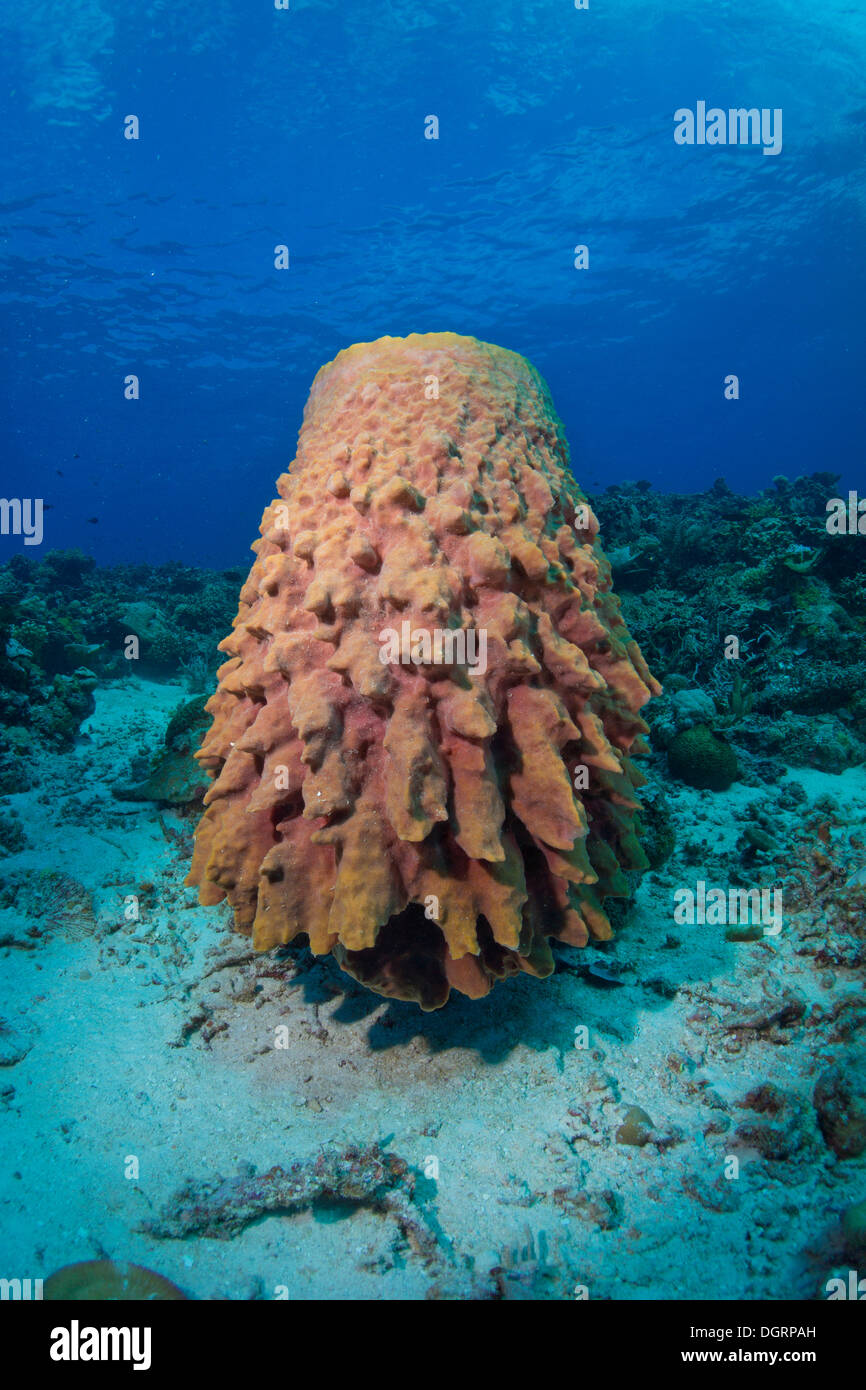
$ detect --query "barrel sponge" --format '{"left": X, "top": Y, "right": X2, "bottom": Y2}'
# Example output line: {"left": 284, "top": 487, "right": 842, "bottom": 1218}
{"left": 186, "top": 333, "right": 661, "bottom": 1010}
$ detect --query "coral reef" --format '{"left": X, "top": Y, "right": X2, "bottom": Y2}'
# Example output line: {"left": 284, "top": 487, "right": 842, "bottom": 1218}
{"left": 186, "top": 333, "right": 659, "bottom": 1008}
{"left": 3, "top": 399, "right": 866, "bottom": 1297}
{"left": 593, "top": 471, "right": 866, "bottom": 777}
{"left": 1, "top": 469, "right": 861, "bottom": 808}
{"left": 0, "top": 551, "right": 240, "bottom": 779}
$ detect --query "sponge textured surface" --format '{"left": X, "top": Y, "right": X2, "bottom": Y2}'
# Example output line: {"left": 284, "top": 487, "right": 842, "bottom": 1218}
{"left": 187, "top": 333, "right": 660, "bottom": 1008}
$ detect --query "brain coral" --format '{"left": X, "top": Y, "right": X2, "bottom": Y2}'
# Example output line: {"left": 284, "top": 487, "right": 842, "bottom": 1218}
{"left": 187, "top": 333, "right": 660, "bottom": 1009}
{"left": 667, "top": 723, "right": 738, "bottom": 791}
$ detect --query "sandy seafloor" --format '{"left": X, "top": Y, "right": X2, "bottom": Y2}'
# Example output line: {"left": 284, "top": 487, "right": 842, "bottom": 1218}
{"left": 2, "top": 676, "right": 865, "bottom": 1301}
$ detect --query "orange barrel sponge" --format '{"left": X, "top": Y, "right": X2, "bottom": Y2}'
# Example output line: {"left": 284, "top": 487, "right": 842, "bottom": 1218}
{"left": 186, "top": 333, "right": 661, "bottom": 1009}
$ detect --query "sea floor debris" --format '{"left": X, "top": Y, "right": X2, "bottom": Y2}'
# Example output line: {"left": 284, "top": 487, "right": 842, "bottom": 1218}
{"left": 141, "top": 1142, "right": 445, "bottom": 1265}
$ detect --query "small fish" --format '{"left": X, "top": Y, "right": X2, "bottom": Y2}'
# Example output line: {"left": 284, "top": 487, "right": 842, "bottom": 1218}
{"left": 56, "top": 469, "right": 63, "bottom": 476}
{"left": 86, "top": 516, "right": 99, "bottom": 524}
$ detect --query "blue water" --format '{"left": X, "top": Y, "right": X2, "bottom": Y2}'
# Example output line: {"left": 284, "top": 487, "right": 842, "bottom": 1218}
{"left": 1, "top": 0, "right": 864, "bottom": 566}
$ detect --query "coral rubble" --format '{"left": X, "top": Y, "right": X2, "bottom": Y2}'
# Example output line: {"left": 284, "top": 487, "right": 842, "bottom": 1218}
{"left": 187, "top": 333, "right": 659, "bottom": 1008}
{"left": 142, "top": 1142, "right": 440, "bottom": 1263}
